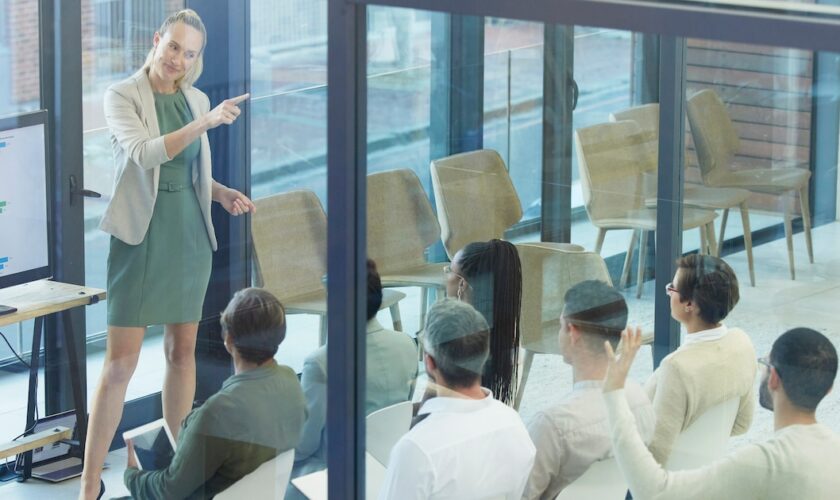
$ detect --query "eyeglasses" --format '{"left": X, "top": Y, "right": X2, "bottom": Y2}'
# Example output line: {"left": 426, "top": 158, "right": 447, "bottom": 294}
{"left": 758, "top": 356, "right": 772, "bottom": 370}
{"left": 665, "top": 282, "right": 679, "bottom": 296}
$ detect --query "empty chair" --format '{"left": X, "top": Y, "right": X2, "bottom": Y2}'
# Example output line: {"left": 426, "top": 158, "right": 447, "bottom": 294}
{"left": 430, "top": 149, "right": 523, "bottom": 259}
{"left": 686, "top": 88, "right": 813, "bottom": 280}
{"left": 515, "top": 244, "right": 609, "bottom": 409}
{"left": 665, "top": 397, "right": 740, "bottom": 471}
{"left": 554, "top": 458, "right": 628, "bottom": 500}
{"left": 215, "top": 449, "right": 296, "bottom": 500}
{"left": 365, "top": 400, "right": 413, "bottom": 465}
{"left": 252, "top": 190, "right": 405, "bottom": 343}
{"left": 611, "top": 103, "right": 756, "bottom": 285}
{"left": 367, "top": 169, "right": 447, "bottom": 330}
{"left": 574, "top": 121, "right": 718, "bottom": 298}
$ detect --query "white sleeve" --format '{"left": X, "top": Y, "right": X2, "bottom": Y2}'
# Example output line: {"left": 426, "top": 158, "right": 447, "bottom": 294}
{"left": 104, "top": 86, "right": 171, "bottom": 170}
{"left": 604, "top": 389, "right": 765, "bottom": 500}
{"left": 295, "top": 356, "right": 327, "bottom": 461}
{"left": 522, "top": 412, "right": 564, "bottom": 500}
{"left": 379, "top": 438, "right": 434, "bottom": 500}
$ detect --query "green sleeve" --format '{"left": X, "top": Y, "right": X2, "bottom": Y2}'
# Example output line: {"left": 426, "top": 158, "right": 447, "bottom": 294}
{"left": 124, "top": 410, "right": 230, "bottom": 499}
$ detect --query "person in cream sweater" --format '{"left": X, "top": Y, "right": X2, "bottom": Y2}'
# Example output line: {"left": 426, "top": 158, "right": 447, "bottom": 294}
{"left": 646, "top": 254, "right": 756, "bottom": 464}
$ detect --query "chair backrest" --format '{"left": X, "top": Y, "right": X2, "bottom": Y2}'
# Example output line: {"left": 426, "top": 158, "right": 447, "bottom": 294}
{"left": 367, "top": 169, "right": 441, "bottom": 273}
{"left": 573, "top": 121, "right": 649, "bottom": 225}
{"left": 554, "top": 458, "right": 628, "bottom": 500}
{"left": 686, "top": 89, "right": 741, "bottom": 185}
{"left": 252, "top": 190, "right": 327, "bottom": 300}
{"left": 365, "top": 400, "right": 413, "bottom": 465}
{"left": 610, "top": 103, "right": 660, "bottom": 170}
{"left": 516, "top": 244, "right": 612, "bottom": 355}
{"left": 430, "top": 149, "right": 523, "bottom": 259}
{"left": 665, "top": 397, "right": 740, "bottom": 471}
{"left": 215, "top": 449, "right": 295, "bottom": 500}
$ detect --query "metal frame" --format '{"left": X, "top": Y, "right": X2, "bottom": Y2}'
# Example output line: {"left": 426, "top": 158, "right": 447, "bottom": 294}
{"left": 329, "top": 0, "right": 840, "bottom": 495}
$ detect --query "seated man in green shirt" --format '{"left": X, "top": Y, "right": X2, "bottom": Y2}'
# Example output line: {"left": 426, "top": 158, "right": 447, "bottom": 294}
{"left": 124, "top": 288, "right": 307, "bottom": 499}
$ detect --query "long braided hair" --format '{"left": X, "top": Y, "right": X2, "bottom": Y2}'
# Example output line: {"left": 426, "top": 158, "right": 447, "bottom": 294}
{"left": 456, "top": 239, "right": 522, "bottom": 405}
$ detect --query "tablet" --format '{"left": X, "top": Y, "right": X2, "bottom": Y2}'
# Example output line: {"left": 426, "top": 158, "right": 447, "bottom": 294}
{"left": 122, "top": 418, "right": 177, "bottom": 471}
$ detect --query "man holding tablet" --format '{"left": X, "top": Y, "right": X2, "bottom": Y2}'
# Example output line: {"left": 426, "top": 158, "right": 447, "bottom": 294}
{"left": 123, "top": 288, "right": 306, "bottom": 499}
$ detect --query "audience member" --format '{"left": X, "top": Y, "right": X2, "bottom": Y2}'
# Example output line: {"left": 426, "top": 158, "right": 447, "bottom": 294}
{"left": 379, "top": 299, "right": 535, "bottom": 499}
{"left": 523, "top": 280, "right": 655, "bottom": 499}
{"left": 646, "top": 254, "right": 756, "bottom": 464}
{"left": 124, "top": 288, "right": 306, "bottom": 499}
{"left": 293, "top": 259, "right": 417, "bottom": 476}
{"left": 446, "top": 239, "right": 522, "bottom": 405}
{"left": 603, "top": 326, "right": 840, "bottom": 499}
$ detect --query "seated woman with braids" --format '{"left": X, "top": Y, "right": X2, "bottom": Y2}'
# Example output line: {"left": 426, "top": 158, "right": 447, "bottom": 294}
{"left": 444, "top": 239, "right": 522, "bottom": 406}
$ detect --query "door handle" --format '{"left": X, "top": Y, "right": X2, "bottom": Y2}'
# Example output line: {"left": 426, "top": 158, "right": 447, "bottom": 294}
{"left": 570, "top": 77, "right": 579, "bottom": 111}
{"left": 69, "top": 175, "right": 101, "bottom": 206}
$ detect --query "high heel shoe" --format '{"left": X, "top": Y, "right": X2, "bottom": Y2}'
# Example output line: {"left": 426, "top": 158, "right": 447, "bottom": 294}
{"left": 97, "top": 479, "right": 105, "bottom": 500}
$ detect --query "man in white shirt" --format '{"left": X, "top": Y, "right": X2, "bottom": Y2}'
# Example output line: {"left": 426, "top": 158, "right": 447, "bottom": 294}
{"left": 603, "top": 326, "right": 840, "bottom": 500}
{"left": 523, "top": 280, "right": 655, "bottom": 500}
{"left": 380, "top": 299, "right": 536, "bottom": 500}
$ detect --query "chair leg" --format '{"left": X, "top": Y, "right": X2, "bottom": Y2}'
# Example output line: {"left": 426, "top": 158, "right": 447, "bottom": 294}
{"left": 739, "top": 202, "right": 756, "bottom": 287}
{"left": 800, "top": 186, "right": 814, "bottom": 264}
{"left": 318, "top": 315, "right": 327, "bottom": 346}
{"left": 637, "top": 230, "right": 649, "bottom": 299}
{"left": 699, "top": 226, "right": 707, "bottom": 255}
{"left": 514, "top": 350, "right": 535, "bottom": 410}
{"left": 418, "top": 287, "right": 429, "bottom": 330}
{"left": 706, "top": 222, "right": 718, "bottom": 258}
{"left": 784, "top": 209, "right": 796, "bottom": 280}
{"left": 620, "top": 230, "right": 639, "bottom": 289}
{"left": 717, "top": 208, "right": 729, "bottom": 257}
{"left": 389, "top": 302, "right": 403, "bottom": 332}
{"left": 595, "top": 228, "right": 607, "bottom": 254}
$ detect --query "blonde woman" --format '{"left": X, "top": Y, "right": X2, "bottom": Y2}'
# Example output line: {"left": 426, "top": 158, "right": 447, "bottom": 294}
{"left": 80, "top": 10, "right": 255, "bottom": 499}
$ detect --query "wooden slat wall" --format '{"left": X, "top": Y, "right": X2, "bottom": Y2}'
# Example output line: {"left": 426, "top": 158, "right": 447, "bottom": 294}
{"left": 685, "top": 39, "right": 814, "bottom": 213}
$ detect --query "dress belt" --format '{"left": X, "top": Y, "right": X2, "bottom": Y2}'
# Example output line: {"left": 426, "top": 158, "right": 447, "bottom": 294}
{"left": 158, "top": 182, "right": 187, "bottom": 192}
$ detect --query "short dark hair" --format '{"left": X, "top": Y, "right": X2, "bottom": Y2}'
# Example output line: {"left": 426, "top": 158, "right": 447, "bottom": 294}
{"left": 675, "top": 254, "right": 739, "bottom": 324}
{"left": 423, "top": 299, "right": 490, "bottom": 389}
{"left": 220, "top": 288, "right": 286, "bottom": 364}
{"left": 770, "top": 328, "right": 838, "bottom": 411}
{"left": 563, "top": 280, "right": 628, "bottom": 351}
{"left": 367, "top": 259, "right": 383, "bottom": 321}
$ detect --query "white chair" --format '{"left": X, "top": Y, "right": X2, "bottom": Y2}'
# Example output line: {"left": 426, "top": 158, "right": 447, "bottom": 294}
{"left": 215, "top": 448, "right": 296, "bottom": 500}
{"left": 554, "top": 458, "right": 628, "bottom": 500}
{"left": 665, "top": 397, "right": 740, "bottom": 471}
{"left": 365, "top": 401, "right": 413, "bottom": 465}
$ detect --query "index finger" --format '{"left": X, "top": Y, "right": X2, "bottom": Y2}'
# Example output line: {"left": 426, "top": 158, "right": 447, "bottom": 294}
{"left": 227, "top": 93, "right": 250, "bottom": 105}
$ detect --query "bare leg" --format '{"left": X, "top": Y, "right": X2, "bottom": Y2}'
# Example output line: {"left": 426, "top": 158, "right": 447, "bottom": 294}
{"left": 79, "top": 326, "right": 145, "bottom": 500}
{"left": 162, "top": 322, "right": 199, "bottom": 440}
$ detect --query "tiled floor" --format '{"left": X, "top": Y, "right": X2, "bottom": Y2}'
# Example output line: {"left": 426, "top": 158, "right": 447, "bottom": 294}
{"left": 2, "top": 220, "right": 838, "bottom": 498}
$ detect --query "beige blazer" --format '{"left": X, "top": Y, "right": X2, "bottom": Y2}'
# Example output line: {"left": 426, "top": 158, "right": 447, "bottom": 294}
{"left": 99, "top": 69, "right": 217, "bottom": 250}
{"left": 645, "top": 327, "right": 757, "bottom": 464}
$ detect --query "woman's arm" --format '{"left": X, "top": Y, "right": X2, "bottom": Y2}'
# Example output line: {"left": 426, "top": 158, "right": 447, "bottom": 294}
{"left": 163, "top": 93, "right": 250, "bottom": 159}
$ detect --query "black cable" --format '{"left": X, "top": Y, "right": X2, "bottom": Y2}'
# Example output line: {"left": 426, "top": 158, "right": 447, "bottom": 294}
{"left": 0, "top": 329, "right": 29, "bottom": 369}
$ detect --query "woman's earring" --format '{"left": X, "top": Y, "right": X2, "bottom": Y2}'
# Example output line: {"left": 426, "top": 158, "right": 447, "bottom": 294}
{"left": 457, "top": 283, "right": 463, "bottom": 301}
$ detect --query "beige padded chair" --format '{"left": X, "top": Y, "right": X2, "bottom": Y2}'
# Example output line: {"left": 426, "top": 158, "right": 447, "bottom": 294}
{"left": 515, "top": 243, "right": 652, "bottom": 409}
{"left": 686, "top": 89, "right": 813, "bottom": 279}
{"left": 431, "top": 149, "right": 583, "bottom": 260}
{"left": 430, "top": 149, "right": 526, "bottom": 259}
{"left": 575, "top": 121, "right": 718, "bottom": 298}
{"left": 367, "top": 169, "right": 446, "bottom": 330}
{"left": 610, "top": 103, "right": 756, "bottom": 286}
{"left": 252, "top": 190, "right": 405, "bottom": 344}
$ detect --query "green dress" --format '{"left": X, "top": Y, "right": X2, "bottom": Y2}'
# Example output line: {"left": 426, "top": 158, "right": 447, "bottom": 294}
{"left": 106, "top": 90, "right": 212, "bottom": 327}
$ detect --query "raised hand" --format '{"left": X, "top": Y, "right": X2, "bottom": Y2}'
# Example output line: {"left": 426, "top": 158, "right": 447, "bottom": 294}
{"left": 603, "top": 326, "right": 644, "bottom": 393}
{"left": 202, "top": 93, "right": 250, "bottom": 130}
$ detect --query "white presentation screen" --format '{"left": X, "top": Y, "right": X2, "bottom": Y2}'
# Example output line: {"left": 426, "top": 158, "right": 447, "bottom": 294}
{"left": 0, "top": 111, "right": 51, "bottom": 288}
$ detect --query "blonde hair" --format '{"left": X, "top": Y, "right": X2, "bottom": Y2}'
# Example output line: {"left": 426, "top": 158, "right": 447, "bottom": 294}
{"left": 143, "top": 9, "right": 207, "bottom": 88}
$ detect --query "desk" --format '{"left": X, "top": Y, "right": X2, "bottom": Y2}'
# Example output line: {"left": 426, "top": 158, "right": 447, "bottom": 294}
{"left": 291, "top": 452, "right": 386, "bottom": 500}
{"left": 0, "top": 280, "right": 106, "bottom": 480}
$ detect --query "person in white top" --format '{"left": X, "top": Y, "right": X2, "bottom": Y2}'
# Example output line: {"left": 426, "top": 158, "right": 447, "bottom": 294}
{"left": 647, "top": 254, "right": 756, "bottom": 464}
{"left": 379, "top": 299, "right": 536, "bottom": 500}
{"left": 523, "top": 280, "right": 655, "bottom": 500}
{"left": 603, "top": 326, "right": 840, "bottom": 500}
